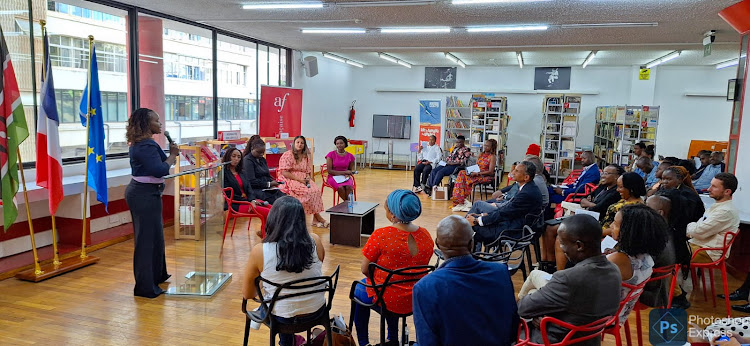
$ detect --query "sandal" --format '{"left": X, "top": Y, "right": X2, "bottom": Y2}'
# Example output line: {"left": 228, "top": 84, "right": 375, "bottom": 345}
{"left": 312, "top": 221, "right": 330, "bottom": 228}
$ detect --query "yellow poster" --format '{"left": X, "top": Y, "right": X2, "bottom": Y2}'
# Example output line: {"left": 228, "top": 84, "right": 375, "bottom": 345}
{"left": 639, "top": 68, "right": 650, "bottom": 80}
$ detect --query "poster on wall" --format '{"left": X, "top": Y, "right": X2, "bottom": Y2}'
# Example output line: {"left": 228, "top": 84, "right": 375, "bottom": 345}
{"left": 424, "top": 67, "right": 457, "bottom": 89}
{"left": 418, "top": 100, "right": 441, "bottom": 145}
{"left": 534, "top": 67, "right": 571, "bottom": 90}
{"left": 259, "top": 85, "right": 303, "bottom": 138}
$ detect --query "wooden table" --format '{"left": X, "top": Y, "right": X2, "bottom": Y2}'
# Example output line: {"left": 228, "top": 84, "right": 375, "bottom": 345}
{"left": 326, "top": 202, "right": 379, "bottom": 247}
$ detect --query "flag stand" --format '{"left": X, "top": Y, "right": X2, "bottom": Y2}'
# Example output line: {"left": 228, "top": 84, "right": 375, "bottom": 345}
{"left": 80, "top": 35, "right": 94, "bottom": 260}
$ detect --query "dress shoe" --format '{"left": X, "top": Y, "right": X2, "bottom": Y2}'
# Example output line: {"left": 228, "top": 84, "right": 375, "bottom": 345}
{"left": 671, "top": 293, "right": 691, "bottom": 310}
{"left": 731, "top": 303, "right": 750, "bottom": 314}
{"left": 717, "top": 290, "right": 749, "bottom": 301}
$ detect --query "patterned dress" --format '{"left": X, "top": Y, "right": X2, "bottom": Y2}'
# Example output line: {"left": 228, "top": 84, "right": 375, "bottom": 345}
{"left": 277, "top": 151, "right": 324, "bottom": 215}
{"left": 451, "top": 153, "right": 495, "bottom": 205}
{"left": 601, "top": 199, "right": 643, "bottom": 230}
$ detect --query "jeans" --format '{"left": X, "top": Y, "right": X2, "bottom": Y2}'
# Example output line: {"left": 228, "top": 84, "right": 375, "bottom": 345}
{"left": 258, "top": 304, "right": 296, "bottom": 346}
{"left": 353, "top": 278, "right": 399, "bottom": 346}
{"left": 427, "top": 165, "right": 457, "bottom": 187}
{"left": 413, "top": 163, "right": 433, "bottom": 187}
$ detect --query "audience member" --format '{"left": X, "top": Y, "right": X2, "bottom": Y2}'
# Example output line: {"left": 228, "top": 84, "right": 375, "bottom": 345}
{"left": 242, "top": 197, "right": 326, "bottom": 346}
{"left": 241, "top": 139, "right": 286, "bottom": 204}
{"left": 278, "top": 136, "right": 327, "bottom": 228}
{"left": 517, "top": 215, "right": 621, "bottom": 346}
{"left": 526, "top": 143, "right": 541, "bottom": 157}
{"left": 636, "top": 156, "right": 659, "bottom": 189}
{"left": 353, "top": 190, "right": 433, "bottom": 346}
{"left": 426, "top": 135, "right": 472, "bottom": 195}
{"left": 413, "top": 216, "right": 518, "bottom": 346}
{"left": 652, "top": 189, "right": 690, "bottom": 268}
{"left": 451, "top": 139, "right": 497, "bottom": 212}
{"left": 525, "top": 155, "right": 550, "bottom": 208}
{"left": 325, "top": 136, "right": 357, "bottom": 201}
{"left": 601, "top": 172, "right": 646, "bottom": 235}
{"left": 646, "top": 160, "right": 673, "bottom": 196}
{"left": 222, "top": 147, "right": 270, "bottom": 220}
{"left": 693, "top": 151, "right": 726, "bottom": 191}
{"left": 721, "top": 275, "right": 750, "bottom": 313}
{"left": 540, "top": 164, "right": 623, "bottom": 272}
{"left": 630, "top": 142, "right": 647, "bottom": 172}
{"left": 687, "top": 173, "right": 740, "bottom": 263}
{"left": 642, "top": 195, "right": 678, "bottom": 308}
{"left": 692, "top": 150, "right": 712, "bottom": 178}
{"left": 465, "top": 161, "right": 542, "bottom": 247}
{"left": 607, "top": 204, "right": 668, "bottom": 324}
{"left": 677, "top": 159, "right": 697, "bottom": 176}
{"left": 413, "top": 135, "right": 442, "bottom": 193}
{"left": 550, "top": 151, "right": 600, "bottom": 204}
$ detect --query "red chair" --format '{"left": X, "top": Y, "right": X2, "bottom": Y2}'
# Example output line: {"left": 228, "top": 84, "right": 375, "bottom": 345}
{"left": 221, "top": 187, "right": 267, "bottom": 246}
{"left": 689, "top": 231, "right": 738, "bottom": 317}
{"left": 561, "top": 169, "right": 583, "bottom": 186}
{"left": 630, "top": 264, "right": 679, "bottom": 346}
{"left": 553, "top": 183, "right": 597, "bottom": 218}
{"left": 602, "top": 278, "right": 651, "bottom": 346}
{"left": 320, "top": 164, "right": 357, "bottom": 205}
{"left": 516, "top": 315, "right": 615, "bottom": 346}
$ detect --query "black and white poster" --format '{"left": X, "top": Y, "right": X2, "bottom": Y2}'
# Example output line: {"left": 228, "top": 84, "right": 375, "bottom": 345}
{"left": 424, "top": 67, "right": 457, "bottom": 89}
{"left": 534, "top": 67, "right": 571, "bottom": 90}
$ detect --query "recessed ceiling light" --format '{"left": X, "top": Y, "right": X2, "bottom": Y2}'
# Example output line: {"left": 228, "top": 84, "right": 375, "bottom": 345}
{"left": 560, "top": 22, "right": 658, "bottom": 29}
{"left": 716, "top": 59, "right": 739, "bottom": 70}
{"left": 582, "top": 51, "right": 597, "bottom": 68}
{"left": 242, "top": 2, "right": 324, "bottom": 9}
{"left": 645, "top": 51, "right": 681, "bottom": 69}
{"left": 302, "top": 28, "right": 367, "bottom": 34}
{"left": 452, "top": 0, "right": 550, "bottom": 4}
{"left": 444, "top": 52, "right": 466, "bottom": 68}
{"left": 466, "top": 25, "right": 548, "bottom": 33}
{"left": 380, "top": 27, "right": 451, "bottom": 34}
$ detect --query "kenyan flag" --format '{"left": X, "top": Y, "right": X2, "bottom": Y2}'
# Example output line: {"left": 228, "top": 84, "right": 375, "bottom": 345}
{"left": 0, "top": 25, "right": 30, "bottom": 230}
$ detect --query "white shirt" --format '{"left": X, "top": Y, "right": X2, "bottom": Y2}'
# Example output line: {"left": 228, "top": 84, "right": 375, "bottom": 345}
{"left": 261, "top": 241, "right": 325, "bottom": 318}
{"left": 417, "top": 144, "right": 442, "bottom": 168}
{"left": 687, "top": 199, "right": 740, "bottom": 261}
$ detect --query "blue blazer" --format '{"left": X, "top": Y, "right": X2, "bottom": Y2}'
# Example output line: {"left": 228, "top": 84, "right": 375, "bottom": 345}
{"left": 483, "top": 182, "right": 543, "bottom": 231}
{"left": 563, "top": 166, "right": 600, "bottom": 196}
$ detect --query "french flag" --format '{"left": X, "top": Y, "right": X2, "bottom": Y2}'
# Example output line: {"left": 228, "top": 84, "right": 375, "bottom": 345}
{"left": 36, "top": 30, "right": 63, "bottom": 215}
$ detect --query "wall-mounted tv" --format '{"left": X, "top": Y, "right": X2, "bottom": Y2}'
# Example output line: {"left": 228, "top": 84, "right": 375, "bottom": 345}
{"left": 372, "top": 114, "right": 411, "bottom": 139}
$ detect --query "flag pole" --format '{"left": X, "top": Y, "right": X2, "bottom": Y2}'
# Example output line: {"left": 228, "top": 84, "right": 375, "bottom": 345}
{"left": 17, "top": 149, "right": 42, "bottom": 275}
{"left": 40, "top": 20, "right": 60, "bottom": 267}
{"left": 80, "top": 35, "right": 94, "bottom": 259}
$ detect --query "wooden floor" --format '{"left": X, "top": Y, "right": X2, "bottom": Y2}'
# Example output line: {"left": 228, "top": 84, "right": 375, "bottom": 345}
{"left": 0, "top": 168, "right": 745, "bottom": 345}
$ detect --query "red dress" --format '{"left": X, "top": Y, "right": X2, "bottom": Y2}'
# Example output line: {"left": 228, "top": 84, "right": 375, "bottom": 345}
{"left": 361, "top": 226, "right": 434, "bottom": 314}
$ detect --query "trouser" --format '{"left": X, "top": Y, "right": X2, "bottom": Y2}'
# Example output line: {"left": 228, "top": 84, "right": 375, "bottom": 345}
{"left": 427, "top": 165, "right": 457, "bottom": 187}
{"left": 258, "top": 305, "right": 326, "bottom": 346}
{"left": 353, "top": 278, "right": 399, "bottom": 346}
{"left": 518, "top": 269, "right": 551, "bottom": 299}
{"left": 413, "top": 163, "right": 433, "bottom": 187}
{"left": 126, "top": 180, "right": 168, "bottom": 298}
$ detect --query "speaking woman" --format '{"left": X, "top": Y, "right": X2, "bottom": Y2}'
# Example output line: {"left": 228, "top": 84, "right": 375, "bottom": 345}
{"left": 125, "top": 108, "right": 179, "bottom": 298}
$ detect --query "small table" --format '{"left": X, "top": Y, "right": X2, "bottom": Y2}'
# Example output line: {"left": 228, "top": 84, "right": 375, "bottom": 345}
{"left": 326, "top": 201, "right": 379, "bottom": 247}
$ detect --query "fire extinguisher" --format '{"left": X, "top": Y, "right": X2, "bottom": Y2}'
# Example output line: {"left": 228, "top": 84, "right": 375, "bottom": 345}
{"left": 349, "top": 100, "right": 356, "bottom": 127}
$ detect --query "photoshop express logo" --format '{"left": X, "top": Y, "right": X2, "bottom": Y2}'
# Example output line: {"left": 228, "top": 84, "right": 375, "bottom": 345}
{"left": 649, "top": 309, "right": 687, "bottom": 345}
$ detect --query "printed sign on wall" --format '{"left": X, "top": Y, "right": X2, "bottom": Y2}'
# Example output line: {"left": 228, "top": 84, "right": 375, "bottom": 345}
{"left": 259, "top": 86, "right": 303, "bottom": 138}
{"left": 534, "top": 67, "right": 571, "bottom": 90}
{"left": 419, "top": 100, "right": 441, "bottom": 145}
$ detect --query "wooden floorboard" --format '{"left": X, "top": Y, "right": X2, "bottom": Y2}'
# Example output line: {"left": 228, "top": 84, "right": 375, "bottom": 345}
{"left": 0, "top": 168, "right": 745, "bottom": 345}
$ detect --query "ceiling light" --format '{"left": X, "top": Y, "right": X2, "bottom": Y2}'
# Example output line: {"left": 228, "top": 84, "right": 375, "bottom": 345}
{"left": 336, "top": 0, "right": 437, "bottom": 7}
{"left": 397, "top": 60, "right": 413, "bottom": 68}
{"left": 322, "top": 52, "right": 365, "bottom": 68}
{"left": 242, "top": 2, "right": 324, "bottom": 9}
{"left": 516, "top": 52, "right": 523, "bottom": 68}
{"left": 645, "top": 51, "right": 681, "bottom": 68}
{"left": 302, "top": 28, "right": 366, "bottom": 34}
{"left": 378, "top": 53, "right": 398, "bottom": 63}
{"left": 466, "top": 25, "right": 548, "bottom": 32}
{"left": 444, "top": 52, "right": 466, "bottom": 68}
{"left": 560, "top": 22, "right": 658, "bottom": 29}
{"left": 346, "top": 60, "right": 364, "bottom": 68}
{"left": 716, "top": 59, "right": 739, "bottom": 70}
{"left": 452, "top": 0, "right": 550, "bottom": 4}
{"left": 582, "top": 51, "right": 597, "bottom": 68}
{"left": 380, "top": 27, "right": 451, "bottom": 34}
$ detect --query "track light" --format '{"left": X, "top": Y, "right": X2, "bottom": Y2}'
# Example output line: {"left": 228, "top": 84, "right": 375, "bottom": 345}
{"left": 322, "top": 52, "right": 364, "bottom": 68}
{"left": 516, "top": 52, "right": 523, "bottom": 68}
{"left": 645, "top": 51, "right": 681, "bottom": 68}
{"left": 378, "top": 52, "right": 413, "bottom": 68}
{"left": 716, "top": 59, "right": 739, "bottom": 70}
{"left": 346, "top": 60, "right": 364, "bottom": 68}
{"left": 397, "top": 60, "right": 413, "bottom": 68}
{"left": 243, "top": 2, "right": 324, "bottom": 9}
{"left": 381, "top": 27, "right": 451, "bottom": 34}
{"left": 560, "top": 22, "right": 658, "bottom": 29}
{"left": 582, "top": 51, "right": 597, "bottom": 69}
{"left": 444, "top": 52, "right": 466, "bottom": 68}
{"left": 452, "top": 0, "right": 550, "bottom": 4}
{"left": 302, "top": 28, "right": 366, "bottom": 34}
{"left": 466, "top": 25, "right": 548, "bottom": 32}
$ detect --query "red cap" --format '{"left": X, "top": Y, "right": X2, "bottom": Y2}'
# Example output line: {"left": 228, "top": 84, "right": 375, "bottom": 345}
{"left": 526, "top": 143, "right": 541, "bottom": 156}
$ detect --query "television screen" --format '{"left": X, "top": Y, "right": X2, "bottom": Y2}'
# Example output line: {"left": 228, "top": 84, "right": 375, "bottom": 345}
{"left": 372, "top": 114, "right": 411, "bottom": 139}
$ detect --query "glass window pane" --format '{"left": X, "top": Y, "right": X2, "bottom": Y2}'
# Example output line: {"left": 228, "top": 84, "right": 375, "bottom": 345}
{"left": 218, "top": 35, "right": 257, "bottom": 136}
{"left": 258, "top": 44, "right": 268, "bottom": 89}
{"left": 280, "top": 49, "right": 288, "bottom": 86}
{"left": 269, "top": 47, "right": 280, "bottom": 86}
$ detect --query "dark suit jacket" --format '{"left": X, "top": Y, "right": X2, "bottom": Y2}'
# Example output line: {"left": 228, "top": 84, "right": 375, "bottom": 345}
{"left": 585, "top": 185, "right": 621, "bottom": 221}
{"left": 517, "top": 255, "right": 622, "bottom": 346}
{"left": 240, "top": 154, "right": 286, "bottom": 204}
{"left": 564, "top": 165, "right": 601, "bottom": 196}
{"left": 223, "top": 170, "right": 251, "bottom": 211}
{"left": 478, "top": 182, "right": 542, "bottom": 239}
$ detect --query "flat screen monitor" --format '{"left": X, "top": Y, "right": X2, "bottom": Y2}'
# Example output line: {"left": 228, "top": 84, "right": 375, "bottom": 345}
{"left": 372, "top": 114, "right": 411, "bottom": 139}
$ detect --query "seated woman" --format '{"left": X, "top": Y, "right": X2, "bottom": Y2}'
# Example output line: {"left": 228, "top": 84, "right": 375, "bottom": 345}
{"left": 242, "top": 197, "right": 326, "bottom": 346}
{"left": 222, "top": 147, "right": 270, "bottom": 220}
{"left": 606, "top": 204, "right": 667, "bottom": 324}
{"left": 601, "top": 172, "right": 647, "bottom": 234}
{"left": 325, "top": 136, "right": 356, "bottom": 201}
{"left": 241, "top": 139, "right": 286, "bottom": 205}
{"left": 353, "top": 190, "right": 434, "bottom": 346}
{"left": 277, "top": 135, "right": 328, "bottom": 228}
{"left": 450, "top": 139, "right": 497, "bottom": 212}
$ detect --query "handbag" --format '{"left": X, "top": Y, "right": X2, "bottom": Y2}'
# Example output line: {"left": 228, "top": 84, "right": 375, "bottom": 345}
{"left": 323, "top": 315, "right": 356, "bottom": 346}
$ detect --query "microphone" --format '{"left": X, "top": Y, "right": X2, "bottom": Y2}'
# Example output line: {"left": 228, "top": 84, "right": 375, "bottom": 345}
{"left": 165, "top": 131, "right": 175, "bottom": 145}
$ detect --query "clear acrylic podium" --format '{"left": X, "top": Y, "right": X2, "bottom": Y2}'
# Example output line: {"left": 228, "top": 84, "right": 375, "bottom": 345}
{"left": 164, "top": 163, "right": 231, "bottom": 296}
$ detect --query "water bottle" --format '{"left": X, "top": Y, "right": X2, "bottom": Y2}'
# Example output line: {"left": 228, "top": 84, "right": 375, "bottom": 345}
{"left": 347, "top": 192, "right": 354, "bottom": 211}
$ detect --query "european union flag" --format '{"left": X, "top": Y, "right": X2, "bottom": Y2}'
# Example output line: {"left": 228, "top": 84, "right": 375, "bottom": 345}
{"left": 79, "top": 47, "right": 108, "bottom": 211}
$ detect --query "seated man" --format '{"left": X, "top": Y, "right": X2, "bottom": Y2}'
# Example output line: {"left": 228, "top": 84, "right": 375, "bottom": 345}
{"left": 413, "top": 215, "right": 518, "bottom": 346}
{"left": 517, "top": 215, "right": 622, "bottom": 346}
{"left": 491, "top": 156, "right": 548, "bottom": 209}
{"left": 687, "top": 173, "right": 740, "bottom": 264}
{"left": 412, "top": 135, "right": 442, "bottom": 193}
{"left": 692, "top": 150, "right": 712, "bottom": 179}
{"left": 636, "top": 156, "right": 659, "bottom": 189}
{"left": 465, "top": 161, "right": 542, "bottom": 245}
{"left": 549, "top": 151, "right": 601, "bottom": 204}
{"left": 425, "top": 135, "right": 472, "bottom": 195}
{"left": 692, "top": 151, "right": 726, "bottom": 191}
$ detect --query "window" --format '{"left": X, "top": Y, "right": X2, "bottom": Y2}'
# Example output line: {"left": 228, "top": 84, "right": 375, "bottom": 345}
{"left": 218, "top": 35, "right": 258, "bottom": 136}
{"left": 269, "top": 47, "right": 280, "bottom": 86}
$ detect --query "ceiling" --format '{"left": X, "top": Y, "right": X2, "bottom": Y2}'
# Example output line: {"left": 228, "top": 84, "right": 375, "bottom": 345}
{"left": 114, "top": 0, "right": 744, "bottom": 67}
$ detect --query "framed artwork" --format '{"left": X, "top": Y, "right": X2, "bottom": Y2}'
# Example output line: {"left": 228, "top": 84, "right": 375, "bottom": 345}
{"left": 534, "top": 67, "right": 572, "bottom": 90}
{"left": 424, "top": 67, "right": 457, "bottom": 89}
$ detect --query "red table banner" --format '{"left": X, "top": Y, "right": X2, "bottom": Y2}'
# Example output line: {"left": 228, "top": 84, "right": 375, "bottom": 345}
{"left": 259, "top": 86, "right": 303, "bottom": 138}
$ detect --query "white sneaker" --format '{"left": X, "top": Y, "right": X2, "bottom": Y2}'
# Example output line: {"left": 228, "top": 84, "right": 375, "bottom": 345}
{"left": 415, "top": 186, "right": 423, "bottom": 193}
{"left": 451, "top": 204, "right": 464, "bottom": 212}
{"left": 460, "top": 201, "right": 473, "bottom": 212}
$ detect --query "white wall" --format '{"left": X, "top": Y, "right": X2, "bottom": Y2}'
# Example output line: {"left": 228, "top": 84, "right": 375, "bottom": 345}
{"left": 295, "top": 55, "right": 735, "bottom": 167}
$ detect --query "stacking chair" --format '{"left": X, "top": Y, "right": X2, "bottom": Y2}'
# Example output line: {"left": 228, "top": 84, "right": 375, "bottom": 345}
{"left": 221, "top": 187, "right": 267, "bottom": 243}
{"left": 631, "top": 264, "right": 679, "bottom": 346}
{"left": 689, "top": 231, "right": 738, "bottom": 317}
{"left": 517, "top": 315, "right": 615, "bottom": 346}
{"left": 602, "top": 279, "right": 651, "bottom": 346}
{"left": 348, "top": 263, "right": 435, "bottom": 346}
{"left": 320, "top": 164, "right": 357, "bottom": 205}
{"left": 242, "top": 265, "right": 340, "bottom": 346}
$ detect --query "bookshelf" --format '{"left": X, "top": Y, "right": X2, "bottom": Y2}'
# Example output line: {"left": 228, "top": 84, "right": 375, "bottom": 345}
{"left": 470, "top": 94, "right": 510, "bottom": 181}
{"left": 593, "top": 105, "right": 660, "bottom": 168}
{"left": 444, "top": 96, "right": 472, "bottom": 151}
{"left": 541, "top": 94, "right": 582, "bottom": 183}
{"left": 174, "top": 141, "right": 224, "bottom": 240}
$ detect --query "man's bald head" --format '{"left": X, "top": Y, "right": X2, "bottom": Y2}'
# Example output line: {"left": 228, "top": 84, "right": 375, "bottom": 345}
{"left": 436, "top": 215, "right": 474, "bottom": 259}
{"left": 646, "top": 195, "right": 671, "bottom": 221}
